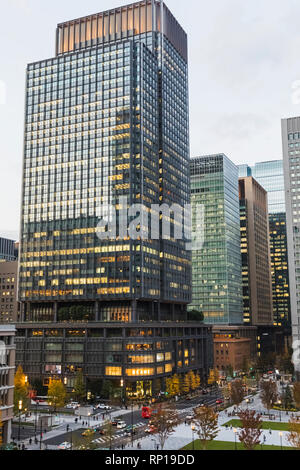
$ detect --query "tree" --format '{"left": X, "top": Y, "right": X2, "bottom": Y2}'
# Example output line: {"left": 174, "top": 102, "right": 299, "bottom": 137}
{"left": 72, "top": 371, "right": 86, "bottom": 403}
{"left": 47, "top": 379, "right": 67, "bottom": 413}
{"left": 187, "top": 371, "right": 197, "bottom": 392}
{"left": 287, "top": 418, "right": 300, "bottom": 449}
{"left": 182, "top": 374, "right": 191, "bottom": 395}
{"left": 194, "top": 373, "right": 201, "bottom": 390}
{"left": 101, "top": 380, "right": 113, "bottom": 399}
{"left": 260, "top": 380, "right": 278, "bottom": 412}
{"left": 193, "top": 406, "right": 219, "bottom": 450}
{"left": 103, "top": 419, "right": 116, "bottom": 450}
{"left": 238, "top": 409, "right": 262, "bottom": 451}
{"left": 230, "top": 379, "right": 244, "bottom": 407}
{"left": 151, "top": 404, "right": 179, "bottom": 450}
{"left": 14, "top": 365, "right": 30, "bottom": 414}
{"left": 226, "top": 365, "right": 234, "bottom": 379}
{"left": 221, "top": 384, "right": 231, "bottom": 403}
{"left": 188, "top": 309, "right": 204, "bottom": 322}
{"left": 281, "top": 385, "right": 294, "bottom": 410}
{"left": 293, "top": 382, "right": 300, "bottom": 410}
{"left": 208, "top": 369, "right": 219, "bottom": 386}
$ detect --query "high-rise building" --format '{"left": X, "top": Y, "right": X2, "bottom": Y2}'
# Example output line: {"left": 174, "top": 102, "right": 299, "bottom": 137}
{"left": 190, "top": 154, "right": 243, "bottom": 325}
{"left": 238, "top": 161, "right": 290, "bottom": 331}
{"left": 0, "top": 325, "right": 15, "bottom": 445}
{"left": 17, "top": 1, "right": 213, "bottom": 397}
{"left": 239, "top": 177, "right": 273, "bottom": 326}
{"left": 0, "top": 238, "right": 16, "bottom": 262}
{"left": 0, "top": 261, "right": 19, "bottom": 324}
{"left": 282, "top": 117, "right": 300, "bottom": 378}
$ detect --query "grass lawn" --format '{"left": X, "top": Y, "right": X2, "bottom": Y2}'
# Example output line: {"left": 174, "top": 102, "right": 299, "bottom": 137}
{"left": 222, "top": 420, "right": 290, "bottom": 432}
{"left": 182, "top": 440, "right": 293, "bottom": 451}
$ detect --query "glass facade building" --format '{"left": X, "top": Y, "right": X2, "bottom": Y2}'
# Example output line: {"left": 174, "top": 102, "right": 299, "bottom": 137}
{"left": 17, "top": 1, "right": 213, "bottom": 396}
{"left": 0, "top": 238, "right": 16, "bottom": 262}
{"left": 238, "top": 161, "right": 290, "bottom": 329}
{"left": 190, "top": 154, "right": 243, "bottom": 325}
{"left": 282, "top": 118, "right": 300, "bottom": 378}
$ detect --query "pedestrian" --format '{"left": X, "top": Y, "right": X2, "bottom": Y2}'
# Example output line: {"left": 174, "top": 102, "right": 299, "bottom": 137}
{"left": 29, "top": 438, "right": 32, "bottom": 445}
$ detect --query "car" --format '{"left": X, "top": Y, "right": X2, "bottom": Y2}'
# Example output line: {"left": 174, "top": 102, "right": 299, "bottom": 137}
{"left": 216, "top": 399, "right": 223, "bottom": 405}
{"left": 66, "top": 402, "right": 79, "bottom": 409}
{"left": 58, "top": 441, "right": 72, "bottom": 450}
{"left": 81, "top": 429, "right": 96, "bottom": 437}
{"left": 117, "top": 421, "right": 127, "bottom": 429}
{"left": 111, "top": 421, "right": 118, "bottom": 427}
{"left": 125, "top": 425, "right": 137, "bottom": 435}
{"left": 98, "top": 429, "right": 105, "bottom": 435}
{"left": 95, "top": 404, "right": 111, "bottom": 410}
{"left": 145, "top": 425, "right": 156, "bottom": 434}
{"left": 186, "top": 415, "right": 194, "bottom": 421}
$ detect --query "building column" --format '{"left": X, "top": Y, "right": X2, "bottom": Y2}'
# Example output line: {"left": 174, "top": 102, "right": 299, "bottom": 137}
{"left": 95, "top": 301, "right": 100, "bottom": 322}
{"left": 53, "top": 302, "right": 58, "bottom": 322}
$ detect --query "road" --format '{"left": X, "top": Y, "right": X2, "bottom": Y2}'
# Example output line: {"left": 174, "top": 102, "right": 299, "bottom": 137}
{"left": 38, "top": 391, "right": 223, "bottom": 450}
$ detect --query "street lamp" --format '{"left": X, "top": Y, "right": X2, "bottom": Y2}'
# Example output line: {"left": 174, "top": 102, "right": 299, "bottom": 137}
{"left": 233, "top": 428, "right": 237, "bottom": 450}
{"left": 245, "top": 398, "right": 249, "bottom": 409}
{"left": 131, "top": 401, "right": 134, "bottom": 447}
{"left": 191, "top": 424, "right": 195, "bottom": 451}
{"left": 18, "top": 400, "right": 23, "bottom": 442}
{"left": 279, "top": 432, "right": 283, "bottom": 451}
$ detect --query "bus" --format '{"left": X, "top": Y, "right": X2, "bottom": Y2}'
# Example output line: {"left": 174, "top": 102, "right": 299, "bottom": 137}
{"left": 141, "top": 406, "right": 152, "bottom": 419}
{"left": 31, "top": 396, "right": 50, "bottom": 407}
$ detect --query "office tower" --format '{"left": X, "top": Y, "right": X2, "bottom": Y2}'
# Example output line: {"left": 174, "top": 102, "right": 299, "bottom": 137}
{"left": 282, "top": 117, "right": 300, "bottom": 378}
{"left": 238, "top": 162, "right": 291, "bottom": 331}
{"left": 0, "top": 325, "right": 15, "bottom": 445}
{"left": 0, "top": 261, "right": 19, "bottom": 323}
{"left": 17, "top": 1, "right": 213, "bottom": 397}
{"left": 190, "top": 154, "right": 243, "bottom": 325}
{"left": 0, "top": 238, "right": 16, "bottom": 262}
{"left": 239, "top": 177, "right": 273, "bottom": 326}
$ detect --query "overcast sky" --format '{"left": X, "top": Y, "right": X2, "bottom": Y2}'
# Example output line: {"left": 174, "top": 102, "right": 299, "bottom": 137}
{"left": 1, "top": 0, "right": 300, "bottom": 240}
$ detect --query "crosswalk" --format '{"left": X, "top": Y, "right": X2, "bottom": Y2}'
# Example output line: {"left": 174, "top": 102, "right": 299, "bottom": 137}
{"left": 92, "top": 422, "right": 146, "bottom": 444}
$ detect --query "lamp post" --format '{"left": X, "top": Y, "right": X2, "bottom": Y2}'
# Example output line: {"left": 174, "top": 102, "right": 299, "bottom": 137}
{"left": 233, "top": 428, "right": 237, "bottom": 450}
{"left": 278, "top": 400, "right": 282, "bottom": 422}
{"left": 279, "top": 432, "right": 283, "bottom": 450}
{"left": 191, "top": 424, "right": 195, "bottom": 451}
{"left": 246, "top": 398, "right": 249, "bottom": 409}
{"left": 131, "top": 401, "right": 134, "bottom": 447}
{"left": 18, "top": 400, "right": 23, "bottom": 442}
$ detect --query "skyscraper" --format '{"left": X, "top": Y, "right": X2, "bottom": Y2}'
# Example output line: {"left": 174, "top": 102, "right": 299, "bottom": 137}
{"left": 190, "top": 154, "right": 243, "bottom": 325}
{"left": 0, "top": 238, "right": 16, "bottom": 262}
{"left": 238, "top": 161, "right": 290, "bottom": 330}
{"left": 282, "top": 117, "right": 300, "bottom": 378}
{"left": 17, "top": 1, "right": 213, "bottom": 397}
{"left": 239, "top": 177, "right": 273, "bottom": 326}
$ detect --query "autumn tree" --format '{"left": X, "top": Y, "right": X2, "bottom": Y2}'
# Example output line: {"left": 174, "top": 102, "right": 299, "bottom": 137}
{"left": 192, "top": 406, "right": 219, "bottom": 450}
{"left": 238, "top": 409, "right": 262, "bottom": 451}
{"left": 292, "top": 382, "right": 300, "bottom": 410}
{"left": 151, "top": 404, "right": 179, "bottom": 450}
{"left": 260, "top": 379, "right": 278, "bottom": 412}
{"left": 187, "top": 371, "right": 197, "bottom": 392}
{"left": 195, "top": 373, "right": 201, "bottom": 390}
{"left": 182, "top": 374, "right": 191, "bottom": 395}
{"left": 208, "top": 369, "right": 219, "bottom": 386}
{"left": 287, "top": 418, "right": 300, "bottom": 449}
{"left": 222, "top": 384, "right": 231, "bottom": 403}
{"left": 72, "top": 370, "right": 86, "bottom": 403}
{"left": 14, "top": 365, "right": 30, "bottom": 414}
{"left": 230, "top": 379, "right": 244, "bottom": 407}
{"left": 103, "top": 419, "right": 116, "bottom": 450}
{"left": 47, "top": 379, "right": 67, "bottom": 413}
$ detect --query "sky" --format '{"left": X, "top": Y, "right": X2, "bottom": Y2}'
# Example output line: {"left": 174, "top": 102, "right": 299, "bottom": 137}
{"left": 1, "top": 0, "right": 300, "bottom": 240}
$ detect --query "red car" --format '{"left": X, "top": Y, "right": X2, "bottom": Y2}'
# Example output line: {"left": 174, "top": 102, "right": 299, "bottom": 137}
{"left": 216, "top": 399, "right": 223, "bottom": 405}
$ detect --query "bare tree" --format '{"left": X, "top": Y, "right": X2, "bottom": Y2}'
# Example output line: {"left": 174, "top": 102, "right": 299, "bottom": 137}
{"left": 260, "top": 379, "right": 278, "bottom": 412}
{"left": 238, "top": 409, "right": 262, "bottom": 451}
{"left": 230, "top": 379, "right": 244, "bottom": 407}
{"left": 287, "top": 417, "right": 300, "bottom": 449}
{"left": 292, "top": 382, "right": 300, "bottom": 410}
{"left": 151, "top": 403, "right": 179, "bottom": 450}
{"left": 192, "top": 406, "right": 219, "bottom": 450}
